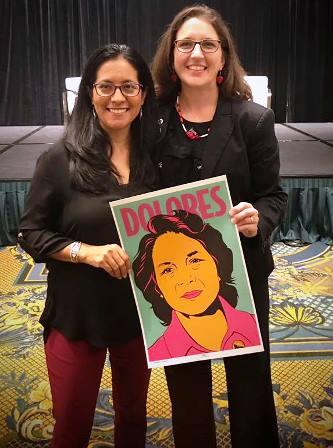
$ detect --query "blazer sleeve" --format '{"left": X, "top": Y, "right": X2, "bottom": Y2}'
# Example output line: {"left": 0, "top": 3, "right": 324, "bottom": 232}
{"left": 18, "top": 147, "right": 74, "bottom": 262}
{"left": 246, "top": 108, "right": 287, "bottom": 244}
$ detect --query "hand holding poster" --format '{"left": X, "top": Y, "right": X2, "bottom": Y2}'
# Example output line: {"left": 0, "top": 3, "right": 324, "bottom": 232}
{"left": 110, "top": 175, "right": 263, "bottom": 368}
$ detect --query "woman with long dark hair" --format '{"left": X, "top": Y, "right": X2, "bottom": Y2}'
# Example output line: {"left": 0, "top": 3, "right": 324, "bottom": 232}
{"left": 152, "top": 5, "right": 287, "bottom": 448}
{"left": 19, "top": 43, "right": 158, "bottom": 448}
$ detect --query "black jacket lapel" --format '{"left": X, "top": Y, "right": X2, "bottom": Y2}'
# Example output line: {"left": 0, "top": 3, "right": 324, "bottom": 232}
{"left": 201, "top": 97, "right": 234, "bottom": 178}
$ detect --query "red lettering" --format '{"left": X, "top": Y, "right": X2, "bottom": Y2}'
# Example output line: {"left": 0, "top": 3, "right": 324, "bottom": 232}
{"left": 121, "top": 208, "right": 139, "bottom": 236}
{"left": 138, "top": 203, "right": 156, "bottom": 231}
{"left": 210, "top": 186, "right": 227, "bottom": 216}
{"left": 180, "top": 193, "right": 198, "bottom": 214}
{"left": 152, "top": 200, "right": 162, "bottom": 215}
{"left": 197, "top": 188, "right": 214, "bottom": 219}
{"left": 166, "top": 196, "right": 183, "bottom": 215}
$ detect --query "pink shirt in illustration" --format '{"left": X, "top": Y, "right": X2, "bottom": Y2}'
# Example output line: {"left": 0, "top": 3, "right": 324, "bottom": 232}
{"left": 148, "top": 296, "right": 261, "bottom": 361}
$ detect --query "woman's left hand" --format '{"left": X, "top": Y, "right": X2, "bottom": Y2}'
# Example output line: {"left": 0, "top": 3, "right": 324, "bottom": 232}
{"left": 229, "top": 202, "right": 259, "bottom": 238}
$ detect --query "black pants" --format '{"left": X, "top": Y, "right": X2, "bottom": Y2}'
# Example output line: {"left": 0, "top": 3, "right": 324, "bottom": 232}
{"left": 164, "top": 278, "right": 280, "bottom": 448}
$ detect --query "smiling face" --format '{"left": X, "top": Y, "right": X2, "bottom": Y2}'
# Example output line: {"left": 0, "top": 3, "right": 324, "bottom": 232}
{"left": 173, "top": 17, "right": 224, "bottom": 90}
{"left": 92, "top": 56, "right": 145, "bottom": 137}
{"left": 152, "top": 231, "right": 220, "bottom": 316}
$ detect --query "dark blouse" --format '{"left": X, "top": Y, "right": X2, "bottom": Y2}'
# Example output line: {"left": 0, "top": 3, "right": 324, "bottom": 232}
{"left": 19, "top": 141, "right": 151, "bottom": 347}
{"left": 159, "top": 107, "right": 212, "bottom": 185}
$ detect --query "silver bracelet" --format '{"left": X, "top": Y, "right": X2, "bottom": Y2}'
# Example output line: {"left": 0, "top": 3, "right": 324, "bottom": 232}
{"left": 70, "top": 241, "right": 82, "bottom": 263}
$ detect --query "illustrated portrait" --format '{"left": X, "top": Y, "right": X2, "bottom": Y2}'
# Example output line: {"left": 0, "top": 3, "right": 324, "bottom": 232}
{"left": 133, "top": 209, "right": 261, "bottom": 362}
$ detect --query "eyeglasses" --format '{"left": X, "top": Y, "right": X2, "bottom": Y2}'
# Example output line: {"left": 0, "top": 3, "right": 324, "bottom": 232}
{"left": 174, "top": 39, "right": 221, "bottom": 53}
{"left": 93, "top": 81, "right": 143, "bottom": 97}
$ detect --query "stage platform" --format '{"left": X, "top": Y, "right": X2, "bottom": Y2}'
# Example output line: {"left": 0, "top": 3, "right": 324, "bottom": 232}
{"left": 0, "top": 123, "right": 332, "bottom": 245}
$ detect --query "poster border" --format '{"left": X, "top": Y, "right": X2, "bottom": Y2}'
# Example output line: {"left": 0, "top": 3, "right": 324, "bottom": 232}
{"left": 110, "top": 175, "right": 264, "bottom": 368}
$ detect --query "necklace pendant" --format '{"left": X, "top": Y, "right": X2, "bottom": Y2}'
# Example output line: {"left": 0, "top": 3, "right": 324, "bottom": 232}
{"left": 176, "top": 96, "right": 210, "bottom": 140}
{"left": 186, "top": 129, "right": 199, "bottom": 140}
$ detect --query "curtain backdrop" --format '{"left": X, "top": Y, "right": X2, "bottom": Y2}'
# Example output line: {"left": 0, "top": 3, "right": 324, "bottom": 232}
{"left": 0, "top": 0, "right": 332, "bottom": 125}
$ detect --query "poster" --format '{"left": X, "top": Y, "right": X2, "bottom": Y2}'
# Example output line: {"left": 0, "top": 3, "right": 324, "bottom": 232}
{"left": 110, "top": 175, "right": 263, "bottom": 368}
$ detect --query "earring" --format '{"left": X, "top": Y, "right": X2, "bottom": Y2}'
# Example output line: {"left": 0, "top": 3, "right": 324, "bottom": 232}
{"left": 170, "top": 71, "right": 177, "bottom": 82}
{"left": 139, "top": 107, "right": 143, "bottom": 120}
{"left": 92, "top": 107, "right": 97, "bottom": 119}
{"left": 216, "top": 69, "right": 224, "bottom": 85}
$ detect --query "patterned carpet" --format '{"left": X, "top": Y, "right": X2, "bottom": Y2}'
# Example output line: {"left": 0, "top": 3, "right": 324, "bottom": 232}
{"left": 0, "top": 243, "right": 332, "bottom": 448}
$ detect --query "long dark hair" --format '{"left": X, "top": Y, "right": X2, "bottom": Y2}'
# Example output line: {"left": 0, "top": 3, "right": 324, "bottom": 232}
{"left": 64, "top": 43, "right": 158, "bottom": 193}
{"left": 152, "top": 4, "right": 252, "bottom": 104}
{"left": 133, "top": 210, "right": 238, "bottom": 325}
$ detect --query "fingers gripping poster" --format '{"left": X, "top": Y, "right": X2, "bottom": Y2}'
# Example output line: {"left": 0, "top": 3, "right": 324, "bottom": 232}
{"left": 110, "top": 176, "right": 263, "bottom": 368}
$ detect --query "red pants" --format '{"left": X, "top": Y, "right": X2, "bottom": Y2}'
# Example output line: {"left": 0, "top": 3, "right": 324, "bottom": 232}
{"left": 45, "top": 329, "right": 150, "bottom": 448}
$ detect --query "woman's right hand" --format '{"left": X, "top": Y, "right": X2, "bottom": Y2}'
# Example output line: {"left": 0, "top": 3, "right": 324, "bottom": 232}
{"left": 79, "top": 243, "right": 132, "bottom": 279}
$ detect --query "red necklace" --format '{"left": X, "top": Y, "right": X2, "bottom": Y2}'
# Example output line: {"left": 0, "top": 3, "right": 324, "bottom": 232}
{"left": 176, "top": 96, "right": 210, "bottom": 140}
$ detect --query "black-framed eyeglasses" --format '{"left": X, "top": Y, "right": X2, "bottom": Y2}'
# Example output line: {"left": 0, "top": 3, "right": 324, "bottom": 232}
{"left": 174, "top": 39, "right": 221, "bottom": 53}
{"left": 93, "top": 81, "right": 143, "bottom": 97}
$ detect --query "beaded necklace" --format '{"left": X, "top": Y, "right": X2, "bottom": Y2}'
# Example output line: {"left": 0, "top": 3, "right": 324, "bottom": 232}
{"left": 176, "top": 96, "right": 210, "bottom": 140}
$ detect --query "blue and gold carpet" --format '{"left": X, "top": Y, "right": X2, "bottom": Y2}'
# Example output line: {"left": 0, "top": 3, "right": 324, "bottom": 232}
{"left": 0, "top": 243, "right": 332, "bottom": 448}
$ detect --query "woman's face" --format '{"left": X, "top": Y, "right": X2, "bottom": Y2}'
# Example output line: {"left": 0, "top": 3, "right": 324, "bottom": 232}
{"left": 152, "top": 231, "right": 220, "bottom": 316}
{"left": 92, "top": 56, "right": 145, "bottom": 136}
{"left": 173, "top": 17, "right": 224, "bottom": 90}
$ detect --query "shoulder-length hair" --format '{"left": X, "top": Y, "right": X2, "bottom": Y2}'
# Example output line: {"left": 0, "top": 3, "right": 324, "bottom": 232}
{"left": 133, "top": 210, "right": 238, "bottom": 326}
{"left": 151, "top": 4, "right": 252, "bottom": 104}
{"left": 64, "top": 43, "right": 158, "bottom": 193}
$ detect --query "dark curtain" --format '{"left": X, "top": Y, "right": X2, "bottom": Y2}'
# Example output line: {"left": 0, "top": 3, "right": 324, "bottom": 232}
{"left": 286, "top": 0, "right": 333, "bottom": 122}
{"left": 0, "top": 0, "right": 332, "bottom": 125}
{"left": 0, "top": 0, "right": 117, "bottom": 125}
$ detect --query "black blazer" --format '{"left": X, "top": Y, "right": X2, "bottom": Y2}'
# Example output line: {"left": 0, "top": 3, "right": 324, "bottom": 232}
{"left": 157, "top": 97, "right": 287, "bottom": 283}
